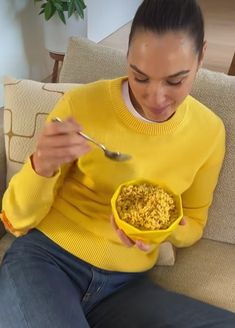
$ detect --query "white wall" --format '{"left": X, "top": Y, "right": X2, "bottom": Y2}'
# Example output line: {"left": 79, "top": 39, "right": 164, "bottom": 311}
{"left": 87, "top": 0, "right": 142, "bottom": 42}
{"left": 0, "top": 0, "right": 52, "bottom": 106}
{"left": 0, "top": 0, "right": 142, "bottom": 106}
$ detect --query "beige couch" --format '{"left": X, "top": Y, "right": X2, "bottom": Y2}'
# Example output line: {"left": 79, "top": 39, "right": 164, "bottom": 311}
{"left": 0, "top": 37, "right": 235, "bottom": 313}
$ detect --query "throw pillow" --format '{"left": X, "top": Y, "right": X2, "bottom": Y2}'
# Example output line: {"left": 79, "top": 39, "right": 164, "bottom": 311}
{"left": 4, "top": 77, "right": 81, "bottom": 183}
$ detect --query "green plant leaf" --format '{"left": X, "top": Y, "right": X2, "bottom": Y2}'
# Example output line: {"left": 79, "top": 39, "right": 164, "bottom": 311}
{"left": 40, "top": 3, "right": 47, "bottom": 10}
{"left": 53, "top": 2, "right": 63, "bottom": 12}
{"left": 51, "top": 5, "right": 56, "bottom": 17}
{"left": 35, "top": 0, "right": 86, "bottom": 22}
{"left": 44, "top": 2, "right": 54, "bottom": 20}
{"left": 68, "top": 0, "right": 75, "bottom": 18}
{"left": 74, "top": 0, "right": 84, "bottom": 19}
{"left": 79, "top": 0, "right": 86, "bottom": 10}
{"left": 61, "top": 1, "right": 68, "bottom": 11}
{"left": 57, "top": 10, "right": 66, "bottom": 24}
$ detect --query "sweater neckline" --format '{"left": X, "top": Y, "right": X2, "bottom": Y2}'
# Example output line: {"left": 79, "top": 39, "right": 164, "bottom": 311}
{"left": 109, "top": 77, "right": 188, "bottom": 136}
{"left": 122, "top": 80, "right": 154, "bottom": 123}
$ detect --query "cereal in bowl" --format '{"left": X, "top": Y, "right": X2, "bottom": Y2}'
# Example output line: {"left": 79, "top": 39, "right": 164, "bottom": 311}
{"left": 116, "top": 183, "right": 178, "bottom": 231}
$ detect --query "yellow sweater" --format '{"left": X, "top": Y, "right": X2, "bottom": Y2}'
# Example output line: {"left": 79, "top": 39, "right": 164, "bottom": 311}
{"left": 2, "top": 77, "right": 225, "bottom": 272}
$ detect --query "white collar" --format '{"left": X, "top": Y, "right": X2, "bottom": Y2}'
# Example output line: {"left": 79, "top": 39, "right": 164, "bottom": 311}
{"left": 122, "top": 80, "right": 154, "bottom": 123}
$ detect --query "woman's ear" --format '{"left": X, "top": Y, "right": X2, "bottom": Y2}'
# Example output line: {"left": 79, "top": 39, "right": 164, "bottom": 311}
{"left": 198, "top": 41, "right": 208, "bottom": 70}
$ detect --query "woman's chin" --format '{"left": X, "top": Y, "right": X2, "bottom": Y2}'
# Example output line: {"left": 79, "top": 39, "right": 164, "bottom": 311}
{"left": 144, "top": 111, "right": 174, "bottom": 123}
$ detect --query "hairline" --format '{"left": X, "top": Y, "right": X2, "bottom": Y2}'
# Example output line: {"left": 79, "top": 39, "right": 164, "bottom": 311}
{"left": 128, "top": 27, "right": 202, "bottom": 58}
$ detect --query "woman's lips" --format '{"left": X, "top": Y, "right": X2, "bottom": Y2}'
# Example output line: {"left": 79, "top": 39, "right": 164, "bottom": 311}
{"left": 147, "top": 105, "right": 170, "bottom": 114}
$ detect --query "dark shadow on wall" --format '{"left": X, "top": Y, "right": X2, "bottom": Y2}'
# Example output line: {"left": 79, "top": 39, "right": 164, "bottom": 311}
{"left": 8, "top": 0, "right": 52, "bottom": 81}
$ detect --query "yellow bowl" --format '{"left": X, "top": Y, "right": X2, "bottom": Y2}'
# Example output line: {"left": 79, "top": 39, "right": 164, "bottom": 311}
{"left": 111, "top": 179, "right": 183, "bottom": 244}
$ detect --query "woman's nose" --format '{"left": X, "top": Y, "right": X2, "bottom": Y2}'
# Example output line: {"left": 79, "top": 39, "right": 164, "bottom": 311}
{"left": 146, "top": 84, "right": 167, "bottom": 106}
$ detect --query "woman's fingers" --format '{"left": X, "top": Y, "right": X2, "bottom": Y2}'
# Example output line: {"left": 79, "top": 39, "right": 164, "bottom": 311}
{"left": 110, "top": 215, "right": 135, "bottom": 247}
{"left": 135, "top": 240, "right": 152, "bottom": 252}
{"left": 179, "top": 216, "right": 187, "bottom": 225}
{"left": 116, "top": 229, "right": 136, "bottom": 247}
{"left": 37, "top": 143, "right": 90, "bottom": 160}
{"left": 110, "top": 215, "right": 151, "bottom": 251}
{"left": 46, "top": 117, "right": 82, "bottom": 136}
{"left": 32, "top": 117, "right": 91, "bottom": 177}
{"left": 41, "top": 132, "right": 86, "bottom": 148}
{"left": 110, "top": 214, "right": 118, "bottom": 230}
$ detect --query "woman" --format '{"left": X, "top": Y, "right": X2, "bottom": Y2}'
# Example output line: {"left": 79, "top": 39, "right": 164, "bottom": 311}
{"left": 0, "top": 0, "right": 235, "bottom": 327}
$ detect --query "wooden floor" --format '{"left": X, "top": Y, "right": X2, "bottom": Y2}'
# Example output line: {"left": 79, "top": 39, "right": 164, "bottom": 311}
{"left": 100, "top": 0, "right": 235, "bottom": 74}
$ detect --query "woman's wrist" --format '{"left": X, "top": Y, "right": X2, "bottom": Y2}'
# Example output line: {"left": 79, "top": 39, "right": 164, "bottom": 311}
{"left": 30, "top": 153, "right": 55, "bottom": 178}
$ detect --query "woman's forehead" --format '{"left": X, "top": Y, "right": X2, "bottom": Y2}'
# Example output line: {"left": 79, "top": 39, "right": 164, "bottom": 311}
{"left": 128, "top": 31, "right": 197, "bottom": 76}
{"left": 129, "top": 29, "right": 195, "bottom": 49}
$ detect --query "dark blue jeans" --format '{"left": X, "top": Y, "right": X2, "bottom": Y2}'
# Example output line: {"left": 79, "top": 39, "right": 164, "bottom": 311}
{"left": 0, "top": 229, "right": 235, "bottom": 328}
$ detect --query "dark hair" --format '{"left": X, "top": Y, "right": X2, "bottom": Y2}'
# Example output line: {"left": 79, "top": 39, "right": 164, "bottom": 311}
{"left": 129, "top": 0, "right": 204, "bottom": 57}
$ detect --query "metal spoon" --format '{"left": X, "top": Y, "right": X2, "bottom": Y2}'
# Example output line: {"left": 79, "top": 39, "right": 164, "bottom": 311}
{"left": 52, "top": 117, "right": 131, "bottom": 162}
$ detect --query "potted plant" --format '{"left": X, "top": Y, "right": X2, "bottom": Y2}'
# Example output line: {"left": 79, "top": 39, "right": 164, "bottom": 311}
{"left": 34, "top": 0, "right": 86, "bottom": 24}
{"left": 34, "top": 0, "right": 87, "bottom": 53}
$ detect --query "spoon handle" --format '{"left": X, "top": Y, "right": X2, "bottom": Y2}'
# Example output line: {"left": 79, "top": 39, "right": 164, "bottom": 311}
{"left": 79, "top": 131, "right": 105, "bottom": 150}
{"left": 52, "top": 117, "right": 105, "bottom": 151}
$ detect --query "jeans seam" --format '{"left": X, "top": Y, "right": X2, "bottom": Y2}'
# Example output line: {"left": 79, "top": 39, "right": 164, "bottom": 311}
{"left": 81, "top": 268, "right": 95, "bottom": 302}
{"left": 4, "top": 265, "right": 30, "bottom": 328}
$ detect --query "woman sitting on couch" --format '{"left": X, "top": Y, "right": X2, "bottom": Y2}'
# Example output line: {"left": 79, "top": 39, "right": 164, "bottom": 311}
{"left": 1, "top": 0, "right": 235, "bottom": 327}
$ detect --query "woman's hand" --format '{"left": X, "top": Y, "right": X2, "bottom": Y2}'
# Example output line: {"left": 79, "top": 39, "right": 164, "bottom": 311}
{"left": 32, "top": 117, "right": 91, "bottom": 177}
{"left": 111, "top": 215, "right": 187, "bottom": 252}
{"left": 110, "top": 215, "right": 152, "bottom": 251}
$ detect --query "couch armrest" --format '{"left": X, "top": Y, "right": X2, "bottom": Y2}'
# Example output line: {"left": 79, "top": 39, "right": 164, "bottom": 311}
{"left": 0, "top": 108, "right": 6, "bottom": 209}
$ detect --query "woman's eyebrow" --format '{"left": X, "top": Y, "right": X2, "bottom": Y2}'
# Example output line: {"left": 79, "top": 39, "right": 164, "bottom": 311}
{"left": 130, "top": 64, "right": 148, "bottom": 76}
{"left": 130, "top": 64, "right": 190, "bottom": 78}
{"left": 168, "top": 70, "right": 190, "bottom": 78}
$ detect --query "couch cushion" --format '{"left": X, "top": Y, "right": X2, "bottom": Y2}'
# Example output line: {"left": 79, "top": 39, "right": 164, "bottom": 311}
{"left": 191, "top": 70, "right": 235, "bottom": 244}
{"left": 0, "top": 109, "right": 6, "bottom": 208}
{"left": 59, "top": 37, "right": 127, "bottom": 84}
{"left": 153, "top": 239, "right": 235, "bottom": 313}
{"left": 3, "top": 78, "right": 81, "bottom": 184}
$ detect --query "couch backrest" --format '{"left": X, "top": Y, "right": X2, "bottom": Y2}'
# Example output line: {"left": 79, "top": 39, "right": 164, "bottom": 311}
{"left": 59, "top": 37, "right": 127, "bottom": 83}
{"left": 190, "top": 69, "right": 235, "bottom": 244}
{"left": 60, "top": 37, "right": 235, "bottom": 244}
{"left": 0, "top": 109, "right": 6, "bottom": 209}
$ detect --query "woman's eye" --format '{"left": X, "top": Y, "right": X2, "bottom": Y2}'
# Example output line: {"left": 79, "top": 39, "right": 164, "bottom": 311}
{"left": 134, "top": 77, "right": 149, "bottom": 83}
{"left": 167, "top": 80, "right": 184, "bottom": 86}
